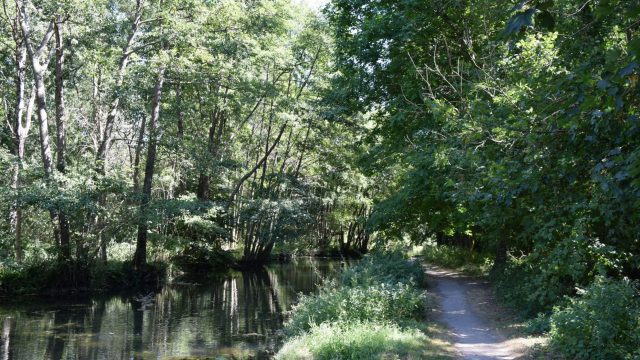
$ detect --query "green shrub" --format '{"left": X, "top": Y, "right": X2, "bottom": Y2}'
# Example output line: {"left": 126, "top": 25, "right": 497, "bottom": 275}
{"left": 171, "top": 243, "right": 236, "bottom": 274}
{"left": 492, "top": 258, "right": 549, "bottom": 315}
{"left": 90, "top": 261, "right": 166, "bottom": 291}
{"left": 0, "top": 261, "right": 92, "bottom": 295}
{"left": 422, "top": 245, "right": 493, "bottom": 276}
{"left": 285, "top": 281, "right": 426, "bottom": 335}
{"left": 341, "top": 251, "right": 425, "bottom": 287}
{"left": 493, "top": 237, "right": 627, "bottom": 316}
{"left": 279, "top": 252, "right": 433, "bottom": 358}
{"left": 276, "top": 322, "right": 429, "bottom": 360}
{"left": 493, "top": 254, "right": 581, "bottom": 316}
{"left": 0, "top": 260, "right": 167, "bottom": 296}
{"left": 550, "top": 277, "right": 640, "bottom": 360}
{"left": 524, "top": 313, "right": 551, "bottom": 335}
{"left": 0, "top": 261, "right": 56, "bottom": 295}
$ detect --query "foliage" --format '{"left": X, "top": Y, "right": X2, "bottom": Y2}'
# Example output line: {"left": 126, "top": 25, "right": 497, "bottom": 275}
{"left": 340, "top": 251, "right": 426, "bottom": 287}
{"left": 0, "top": 0, "right": 364, "bottom": 289}
{"left": 285, "top": 280, "right": 426, "bottom": 335}
{"left": 285, "top": 252, "right": 427, "bottom": 335}
{"left": 0, "top": 260, "right": 166, "bottom": 296}
{"left": 276, "top": 321, "right": 430, "bottom": 360}
{"left": 525, "top": 313, "right": 551, "bottom": 335}
{"left": 326, "top": 0, "right": 640, "bottom": 332}
{"left": 278, "top": 252, "right": 433, "bottom": 358}
{"left": 0, "top": 261, "right": 66, "bottom": 296}
{"left": 171, "top": 243, "right": 236, "bottom": 274}
{"left": 549, "top": 277, "right": 640, "bottom": 360}
{"left": 422, "top": 245, "right": 494, "bottom": 276}
{"left": 89, "top": 261, "right": 167, "bottom": 292}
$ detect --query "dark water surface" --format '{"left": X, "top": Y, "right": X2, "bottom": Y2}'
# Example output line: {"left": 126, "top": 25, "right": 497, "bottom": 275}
{"left": 0, "top": 259, "right": 343, "bottom": 360}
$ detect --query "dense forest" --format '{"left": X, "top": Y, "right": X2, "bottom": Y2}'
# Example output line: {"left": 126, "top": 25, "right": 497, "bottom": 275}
{"left": 0, "top": 0, "right": 371, "bottom": 279}
{"left": 329, "top": 0, "right": 640, "bottom": 311}
{"left": 0, "top": 0, "right": 639, "bottom": 358}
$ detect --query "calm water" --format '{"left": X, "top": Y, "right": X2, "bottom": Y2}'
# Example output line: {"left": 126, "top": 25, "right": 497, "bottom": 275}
{"left": 0, "top": 259, "right": 344, "bottom": 360}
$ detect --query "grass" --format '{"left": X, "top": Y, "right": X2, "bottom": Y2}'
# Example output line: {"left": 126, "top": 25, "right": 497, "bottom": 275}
{"left": 422, "top": 245, "right": 493, "bottom": 276}
{"left": 276, "top": 322, "right": 431, "bottom": 360}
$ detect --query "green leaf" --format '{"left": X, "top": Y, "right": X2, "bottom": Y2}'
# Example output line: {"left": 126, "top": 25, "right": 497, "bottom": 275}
{"left": 595, "top": 0, "right": 614, "bottom": 19}
{"left": 536, "top": 10, "right": 555, "bottom": 30}
{"left": 628, "top": 38, "right": 640, "bottom": 56}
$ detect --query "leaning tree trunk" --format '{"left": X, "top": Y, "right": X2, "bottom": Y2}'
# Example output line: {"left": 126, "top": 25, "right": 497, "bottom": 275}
{"left": 17, "top": 5, "right": 69, "bottom": 257}
{"left": 95, "top": 0, "right": 144, "bottom": 173}
{"left": 134, "top": 66, "right": 166, "bottom": 269}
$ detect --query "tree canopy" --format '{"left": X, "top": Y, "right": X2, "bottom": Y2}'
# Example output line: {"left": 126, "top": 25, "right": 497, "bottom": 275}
{"left": 0, "top": 0, "right": 638, "bottom": 320}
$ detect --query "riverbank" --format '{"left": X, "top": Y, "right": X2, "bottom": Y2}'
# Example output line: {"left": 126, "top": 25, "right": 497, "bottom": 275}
{"left": 275, "top": 252, "right": 459, "bottom": 359}
{"left": 0, "top": 260, "right": 167, "bottom": 298}
{"left": 0, "top": 249, "right": 362, "bottom": 298}
{"left": 0, "top": 258, "right": 341, "bottom": 359}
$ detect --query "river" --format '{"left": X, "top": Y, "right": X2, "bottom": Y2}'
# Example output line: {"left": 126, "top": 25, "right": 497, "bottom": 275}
{"left": 0, "top": 258, "right": 343, "bottom": 359}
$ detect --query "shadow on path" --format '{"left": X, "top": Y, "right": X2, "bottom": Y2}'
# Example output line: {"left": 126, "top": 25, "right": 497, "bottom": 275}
{"left": 426, "top": 266, "right": 526, "bottom": 360}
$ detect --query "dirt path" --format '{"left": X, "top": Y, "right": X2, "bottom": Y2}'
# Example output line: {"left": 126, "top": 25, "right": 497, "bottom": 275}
{"left": 426, "top": 266, "right": 542, "bottom": 360}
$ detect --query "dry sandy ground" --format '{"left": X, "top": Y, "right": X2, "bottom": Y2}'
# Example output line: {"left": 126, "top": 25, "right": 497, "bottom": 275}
{"left": 425, "top": 266, "right": 546, "bottom": 360}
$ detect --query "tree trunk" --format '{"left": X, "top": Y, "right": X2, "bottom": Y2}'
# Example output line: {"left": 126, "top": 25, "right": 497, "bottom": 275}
{"left": 10, "top": 37, "right": 28, "bottom": 264}
{"left": 134, "top": 66, "right": 166, "bottom": 269}
{"left": 197, "top": 106, "right": 220, "bottom": 199}
{"left": 494, "top": 238, "right": 508, "bottom": 267}
{"left": 132, "top": 114, "right": 147, "bottom": 193}
{"left": 294, "top": 122, "right": 311, "bottom": 179}
{"left": 228, "top": 123, "right": 287, "bottom": 205}
{"left": 54, "top": 17, "right": 72, "bottom": 261}
{"left": 54, "top": 19, "right": 66, "bottom": 173}
{"left": 18, "top": 4, "right": 65, "bottom": 255}
{"left": 96, "top": 1, "right": 144, "bottom": 173}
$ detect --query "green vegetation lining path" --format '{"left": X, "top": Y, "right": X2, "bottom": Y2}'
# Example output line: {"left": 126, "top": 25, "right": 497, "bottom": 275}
{"left": 426, "top": 266, "right": 523, "bottom": 360}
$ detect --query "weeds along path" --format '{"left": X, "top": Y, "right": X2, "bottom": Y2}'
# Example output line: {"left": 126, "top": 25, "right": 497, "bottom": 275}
{"left": 425, "top": 266, "right": 533, "bottom": 360}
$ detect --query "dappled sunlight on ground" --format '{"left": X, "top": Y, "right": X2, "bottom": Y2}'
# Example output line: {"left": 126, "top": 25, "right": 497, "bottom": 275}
{"left": 425, "top": 265, "right": 547, "bottom": 360}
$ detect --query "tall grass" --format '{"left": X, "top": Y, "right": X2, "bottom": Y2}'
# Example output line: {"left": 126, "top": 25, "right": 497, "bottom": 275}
{"left": 276, "top": 322, "right": 429, "bottom": 360}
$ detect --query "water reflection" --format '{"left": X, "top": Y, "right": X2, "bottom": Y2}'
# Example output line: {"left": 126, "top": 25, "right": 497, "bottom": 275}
{"left": 0, "top": 258, "right": 342, "bottom": 359}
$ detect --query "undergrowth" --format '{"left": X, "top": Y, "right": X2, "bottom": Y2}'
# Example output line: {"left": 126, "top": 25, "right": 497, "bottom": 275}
{"left": 285, "top": 280, "right": 426, "bottom": 335}
{"left": 549, "top": 277, "right": 640, "bottom": 359}
{"left": 276, "top": 322, "right": 429, "bottom": 360}
{"left": 0, "top": 260, "right": 166, "bottom": 296}
{"left": 276, "top": 252, "right": 456, "bottom": 359}
{"left": 422, "top": 245, "right": 493, "bottom": 276}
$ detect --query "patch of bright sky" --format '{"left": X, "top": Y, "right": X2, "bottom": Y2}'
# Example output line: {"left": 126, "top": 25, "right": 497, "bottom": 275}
{"left": 295, "top": 0, "right": 329, "bottom": 12}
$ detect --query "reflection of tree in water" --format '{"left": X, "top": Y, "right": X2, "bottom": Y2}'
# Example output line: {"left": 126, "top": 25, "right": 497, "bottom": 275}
{"left": 194, "top": 268, "right": 283, "bottom": 347}
{"left": 86, "top": 300, "right": 106, "bottom": 360}
{"left": 267, "top": 258, "right": 347, "bottom": 307}
{"left": 44, "top": 311, "right": 70, "bottom": 359}
{"left": 2, "top": 316, "right": 15, "bottom": 360}
{"left": 46, "top": 302, "right": 98, "bottom": 360}
{"left": 130, "top": 300, "right": 144, "bottom": 356}
{"left": 0, "top": 260, "right": 340, "bottom": 359}
{"left": 242, "top": 268, "right": 283, "bottom": 337}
